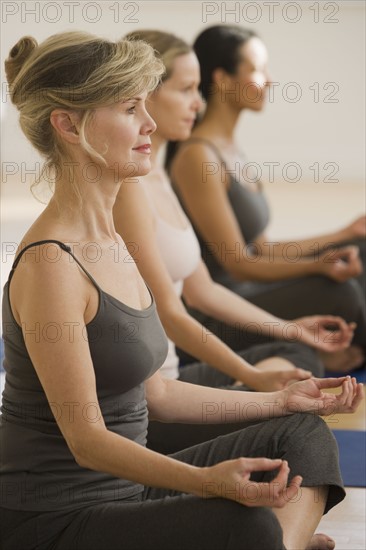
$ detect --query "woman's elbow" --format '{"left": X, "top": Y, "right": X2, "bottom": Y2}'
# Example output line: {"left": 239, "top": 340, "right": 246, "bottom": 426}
{"left": 66, "top": 428, "right": 105, "bottom": 469}
{"left": 182, "top": 289, "right": 201, "bottom": 310}
{"left": 67, "top": 438, "right": 89, "bottom": 468}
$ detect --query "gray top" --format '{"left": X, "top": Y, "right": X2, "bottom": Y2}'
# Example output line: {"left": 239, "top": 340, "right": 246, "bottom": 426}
{"left": 0, "top": 240, "right": 168, "bottom": 511}
{"left": 173, "top": 138, "right": 270, "bottom": 287}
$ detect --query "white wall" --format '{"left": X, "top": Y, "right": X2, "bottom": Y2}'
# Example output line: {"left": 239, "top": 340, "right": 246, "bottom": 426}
{"left": 1, "top": 0, "right": 365, "bottom": 192}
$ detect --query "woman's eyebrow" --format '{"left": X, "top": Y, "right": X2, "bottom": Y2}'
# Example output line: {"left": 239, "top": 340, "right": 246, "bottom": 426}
{"left": 122, "top": 96, "right": 143, "bottom": 103}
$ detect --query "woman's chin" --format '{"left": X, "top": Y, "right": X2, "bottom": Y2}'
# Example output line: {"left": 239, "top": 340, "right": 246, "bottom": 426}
{"left": 137, "top": 166, "right": 153, "bottom": 177}
{"left": 133, "top": 162, "right": 152, "bottom": 177}
{"left": 167, "top": 129, "right": 192, "bottom": 143}
{"left": 246, "top": 101, "right": 266, "bottom": 113}
{"left": 114, "top": 160, "right": 152, "bottom": 180}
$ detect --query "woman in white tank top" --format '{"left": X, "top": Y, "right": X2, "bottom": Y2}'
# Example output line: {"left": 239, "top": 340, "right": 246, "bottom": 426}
{"left": 112, "top": 36, "right": 360, "bottom": 550}
{"left": 114, "top": 31, "right": 355, "bottom": 397}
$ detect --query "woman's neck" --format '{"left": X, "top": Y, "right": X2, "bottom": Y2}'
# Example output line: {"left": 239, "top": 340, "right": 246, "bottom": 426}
{"left": 195, "top": 98, "right": 243, "bottom": 144}
{"left": 46, "top": 166, "right": 122, "bottom": 242}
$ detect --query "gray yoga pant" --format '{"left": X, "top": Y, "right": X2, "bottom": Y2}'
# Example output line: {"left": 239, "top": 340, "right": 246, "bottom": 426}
{"left": 0, "top": 414, "right": 345, "bottom": 550}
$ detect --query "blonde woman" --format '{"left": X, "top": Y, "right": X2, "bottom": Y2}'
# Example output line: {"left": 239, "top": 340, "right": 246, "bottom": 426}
{"left": 0, "top": 31, "right": 363, "bottom": 550}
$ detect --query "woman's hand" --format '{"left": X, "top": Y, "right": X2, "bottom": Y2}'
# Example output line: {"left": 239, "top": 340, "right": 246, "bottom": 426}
{"left": 319, "top": 246, "right": 362, "bottom": 282}
{"left": 281, "top": 376, "right": 364, "bottom": 416}
{"left": 250, "top": 368, "right": 312, "bottom": 392}
{"left": 202, "top": 458, "right": 302, "bottom": 508}
{"left": 293, "top": 315, "right": 355, "bottom": 352}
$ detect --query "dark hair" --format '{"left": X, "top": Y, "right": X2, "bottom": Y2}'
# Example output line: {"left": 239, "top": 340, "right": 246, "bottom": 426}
{"left": 166, "top": 25, "right": 257, "bottom": 172}
{"left": 193, "top": 25, "right": 257, "bottom": 101}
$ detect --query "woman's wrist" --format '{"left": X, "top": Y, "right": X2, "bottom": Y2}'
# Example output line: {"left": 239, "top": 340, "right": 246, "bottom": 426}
{"left": 282, "top": 319, "right": 304, "bottom": 343}
{"left": 238, "top": 361, "right": 261, "bottom": 389}
{"left": 188, "top": 465, "right": 213, "bottom": 498}
{"left": 335, "top": 226, "right": 352, "bottom": 243}
{"left": 274, "top": 389, "right": 288, "bottom": 416}
{"left": 314, "top": 254, "right": 330, "bottom": 276}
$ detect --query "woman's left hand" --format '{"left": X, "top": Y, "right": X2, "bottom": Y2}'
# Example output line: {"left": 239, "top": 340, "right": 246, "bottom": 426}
{"left": 281, "top": 376, "right": 364, "bottom": 416}
{"left": 292, "top": 315, "right": 355, "bottom": 352}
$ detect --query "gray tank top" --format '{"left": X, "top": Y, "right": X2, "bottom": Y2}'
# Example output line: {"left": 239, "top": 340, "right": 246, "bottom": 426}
{"left": 173, "top": 138, "right": 270, "bottom": 287}
{"left": 0, "top": 240, "right": 168, "bottom": 511}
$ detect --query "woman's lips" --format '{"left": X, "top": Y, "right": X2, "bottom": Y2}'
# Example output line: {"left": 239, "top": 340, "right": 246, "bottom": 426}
{"left": 133, "top": 144, "right": 151, "bottom": 154}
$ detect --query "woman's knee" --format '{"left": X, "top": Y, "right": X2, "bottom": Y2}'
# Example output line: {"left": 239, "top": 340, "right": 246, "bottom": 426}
{"left": 279, "top": 413, "right": 339, "bottom": 468}
{"left": 282, "top": 412, "right": 331, "bottom": 438}
{"left": 334, "top": 279, "right": 365, "bottom": 320}
{"left": 271, "top": 342, "right": 324, "bottom": 377}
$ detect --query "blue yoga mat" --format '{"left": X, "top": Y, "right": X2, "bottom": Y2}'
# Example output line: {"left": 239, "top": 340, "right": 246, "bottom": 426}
{"left": 332, "top": 430, "right": 366, "bottom": 487}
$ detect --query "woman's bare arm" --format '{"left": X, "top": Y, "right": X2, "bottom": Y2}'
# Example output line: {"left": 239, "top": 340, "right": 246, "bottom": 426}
{"left": 171, "top": 143, "right": 361, "bottom": 283}
{"left": 182, "top": 261, "right": 354, "bottom": 352}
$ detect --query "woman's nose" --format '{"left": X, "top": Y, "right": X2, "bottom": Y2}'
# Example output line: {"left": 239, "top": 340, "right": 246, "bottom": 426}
{"left": 142, "top": 112, "right": 157, "bottom": 135}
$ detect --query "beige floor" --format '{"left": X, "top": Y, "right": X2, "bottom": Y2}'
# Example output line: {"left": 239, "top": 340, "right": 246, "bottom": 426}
{"left": 318, "top": 487, "right": 366, "bottom": 550}
{"left": 323, "top": 387, "right": 365, "bottom": 431}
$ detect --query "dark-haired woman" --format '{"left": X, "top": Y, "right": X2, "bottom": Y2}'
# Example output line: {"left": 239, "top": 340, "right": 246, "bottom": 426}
{"left": 170, "top": 25, "right": 366, "bottom": 373}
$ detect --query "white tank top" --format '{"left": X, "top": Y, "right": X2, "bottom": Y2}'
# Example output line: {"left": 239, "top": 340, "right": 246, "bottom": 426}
{"left": 142, "top": 179, "right": 201, "bottom": 379}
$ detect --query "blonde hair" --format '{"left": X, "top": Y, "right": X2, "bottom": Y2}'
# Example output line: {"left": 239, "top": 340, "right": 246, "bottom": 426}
{"left": 125, "top": 30, "right": 191, "bottom": 81}
{"left": 5, "top": 31, "right": 164, "bottom": 199}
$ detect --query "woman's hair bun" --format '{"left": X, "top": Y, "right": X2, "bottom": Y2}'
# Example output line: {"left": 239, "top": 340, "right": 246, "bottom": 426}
{"left": 5, "top": 36, "right": 38, "bottom": 87}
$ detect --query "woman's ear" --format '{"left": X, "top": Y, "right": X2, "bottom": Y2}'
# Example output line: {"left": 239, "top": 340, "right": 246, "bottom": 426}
{"left": 211, "top": 68, "right": 234, "bottom": 98}
{"left": 212, "top": 67, "right": 229, "bottom": 87}
{"left": 50, "top": 110, "right": 80, "bottom": 144}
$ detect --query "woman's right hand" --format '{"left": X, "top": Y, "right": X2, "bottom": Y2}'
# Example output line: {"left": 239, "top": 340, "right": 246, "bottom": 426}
{"left": 282, "top": 375, "right": 364, "bottom": 416}
{"left": 319, "top": 246, "right": 362, "bottom": 282}
{"left": 201, "top": 458, "right": 302, "bottom": 508}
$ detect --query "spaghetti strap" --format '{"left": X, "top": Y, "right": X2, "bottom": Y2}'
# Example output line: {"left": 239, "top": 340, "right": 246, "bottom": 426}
{"left": 9, "top": 239, "right": 101, "bottom": 290}
{"left": 179, "top": 137, "right": 263, "bottom": 192}
{"left": 179, "top": 137, "right": 225, "bottom": 164}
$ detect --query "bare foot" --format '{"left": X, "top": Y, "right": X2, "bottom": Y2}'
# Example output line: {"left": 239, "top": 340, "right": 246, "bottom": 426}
{"left": 320, "top": 345, "right": 365, "bottom": 372}
{"left": 306, "top": 533, "right": 335, "bottom": 549}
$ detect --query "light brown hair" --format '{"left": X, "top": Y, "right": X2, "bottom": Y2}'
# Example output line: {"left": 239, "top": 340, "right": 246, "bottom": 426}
{"left": 5, "top": 31, "right": 164, "bottom": 197}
